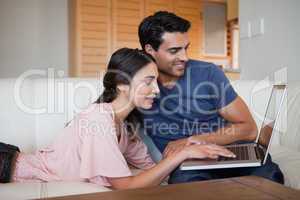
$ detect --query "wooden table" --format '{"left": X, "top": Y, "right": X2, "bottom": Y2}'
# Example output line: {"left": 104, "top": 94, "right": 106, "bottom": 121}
{"left": 46, "top": 176, "right": 300, "bottom": 200}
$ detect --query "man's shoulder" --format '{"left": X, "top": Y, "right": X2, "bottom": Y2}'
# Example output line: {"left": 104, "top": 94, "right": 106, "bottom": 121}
{"left": 187, "top": 59, "right": 212, "bottom": 67}
{"left": 186, "top": 59, "right": 220, "bottom": 80}
{"left": 187, "top": 59, "right": 220, "bottom": 71}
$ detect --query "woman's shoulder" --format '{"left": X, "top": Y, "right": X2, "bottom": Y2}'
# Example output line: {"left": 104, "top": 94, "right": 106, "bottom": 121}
{"left": 70, "top": 103, "right": 117, "bottom": 138}
{"left": 78, "top": 103, "right": 114, "bottom": 122}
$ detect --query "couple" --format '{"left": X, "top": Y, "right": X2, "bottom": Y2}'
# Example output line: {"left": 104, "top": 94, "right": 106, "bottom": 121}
{"left": 0, "top": 11, "right": 283, "bottom": 188}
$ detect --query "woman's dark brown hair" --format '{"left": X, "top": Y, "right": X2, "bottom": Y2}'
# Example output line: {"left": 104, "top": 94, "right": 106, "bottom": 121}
{"left": 95, "top": 48, "right": 155, "bottom": 139}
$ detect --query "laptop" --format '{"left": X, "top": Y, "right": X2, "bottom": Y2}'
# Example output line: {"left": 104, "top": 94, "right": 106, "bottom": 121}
{"left": 180, "top": 84, "right": 287, "bottom": 170}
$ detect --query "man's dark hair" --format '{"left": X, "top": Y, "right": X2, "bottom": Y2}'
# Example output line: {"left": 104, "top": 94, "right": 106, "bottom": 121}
{"left": 138, "top": 11, "right": 191, "bottom": 51}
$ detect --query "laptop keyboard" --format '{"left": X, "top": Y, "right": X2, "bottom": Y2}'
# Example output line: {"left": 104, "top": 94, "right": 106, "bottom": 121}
{"left": 218, "top": 146, "right": 250, "bottom": 161}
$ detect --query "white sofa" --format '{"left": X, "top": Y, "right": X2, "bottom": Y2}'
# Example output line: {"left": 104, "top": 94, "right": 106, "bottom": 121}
{"left": 0, "top": 78, "right": 299, "bottom": 199}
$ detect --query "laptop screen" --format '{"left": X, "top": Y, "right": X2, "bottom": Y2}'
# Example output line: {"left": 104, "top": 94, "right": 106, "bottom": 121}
{"left": 257, "top": 85, "right": 286, "bottom": 149}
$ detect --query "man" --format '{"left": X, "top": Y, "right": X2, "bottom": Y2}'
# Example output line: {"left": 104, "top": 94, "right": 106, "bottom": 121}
{"left": 138, "top": 11, "right": 284, "bottom": 184}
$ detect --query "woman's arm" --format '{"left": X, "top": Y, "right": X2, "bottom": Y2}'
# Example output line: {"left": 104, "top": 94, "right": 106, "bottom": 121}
{"left": 107, "top": 144, "right": 235, "bottom": 189}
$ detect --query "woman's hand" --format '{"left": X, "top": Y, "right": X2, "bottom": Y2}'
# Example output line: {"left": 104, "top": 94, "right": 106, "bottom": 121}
{"left": 163, "top": 137, "right": 207, "bottom": 158}
{"left": 107, "top": 144, "right": 234, "bottom": 190}
{"left": 181, "top": 144, "right": 236, "bottom": 160}
{"left": 163, "top": 138, "right": 189, "bottom": 158}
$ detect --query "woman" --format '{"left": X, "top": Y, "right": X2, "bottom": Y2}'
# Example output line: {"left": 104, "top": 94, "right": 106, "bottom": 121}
{"left": 0, "top": 48, "right": 235, "bottom": 189}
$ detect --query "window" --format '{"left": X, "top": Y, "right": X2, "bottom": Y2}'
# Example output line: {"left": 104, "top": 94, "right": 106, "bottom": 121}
{"left": 203, "top": 3, "right": 227, "bottom": 57}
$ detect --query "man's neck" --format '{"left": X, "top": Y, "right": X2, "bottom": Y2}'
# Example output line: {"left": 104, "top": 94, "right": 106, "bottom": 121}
{"left": 158, "top": 73, "right": 179, "bottom": 89}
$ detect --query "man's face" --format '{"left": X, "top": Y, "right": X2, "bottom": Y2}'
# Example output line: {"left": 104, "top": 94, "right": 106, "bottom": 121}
{"left": 147, "top": 32, "right": 190, "bottom": 79}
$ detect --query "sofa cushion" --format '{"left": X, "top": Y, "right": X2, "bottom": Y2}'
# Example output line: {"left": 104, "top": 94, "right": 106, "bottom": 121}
{"left": 280, "top": 82, "right": 300, "bottom": 151}
{"left": 32, "top": 78, "right": 102, "bottom": 150}
{"left": 0, "top": 181, "right": 111, "bottom": 199}
{"left": 0, "top": 79, "right": 36, "bottom": 153}
{"left": 270, "top": 145, "right": 300, "bottom": 189}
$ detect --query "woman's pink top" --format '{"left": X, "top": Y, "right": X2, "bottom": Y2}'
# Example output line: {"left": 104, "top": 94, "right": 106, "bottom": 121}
{"left": 12, "top": 103, "right": 155, "bottom": 186}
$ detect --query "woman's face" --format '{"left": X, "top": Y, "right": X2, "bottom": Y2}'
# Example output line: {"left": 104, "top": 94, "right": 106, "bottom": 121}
{"left": 129, "top": 62, "right": 160, "bottom": 109}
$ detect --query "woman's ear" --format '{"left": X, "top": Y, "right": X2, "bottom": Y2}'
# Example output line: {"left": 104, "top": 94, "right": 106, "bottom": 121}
{"left": 117, "top": 84, "right": 130, "bottom": 93}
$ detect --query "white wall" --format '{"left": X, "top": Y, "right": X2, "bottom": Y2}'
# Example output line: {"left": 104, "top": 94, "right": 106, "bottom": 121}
{"left": 0, "top": 0, "right": 68, "bottom": 78}
{"left": 239, "top": 0, "right": 300, "bottom": 82}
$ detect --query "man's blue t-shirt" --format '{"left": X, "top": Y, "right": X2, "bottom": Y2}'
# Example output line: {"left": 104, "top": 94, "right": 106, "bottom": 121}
{"left": 141, "top": 60, "right": 238, "bottom": 153}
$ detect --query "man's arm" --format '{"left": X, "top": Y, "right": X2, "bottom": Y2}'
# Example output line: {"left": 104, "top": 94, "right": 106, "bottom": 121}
{"left": 163, "top": 96, "right": 258, "bottom": 157}
{"left": 190, "top": 96, "right": 258, "bottom": 145}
